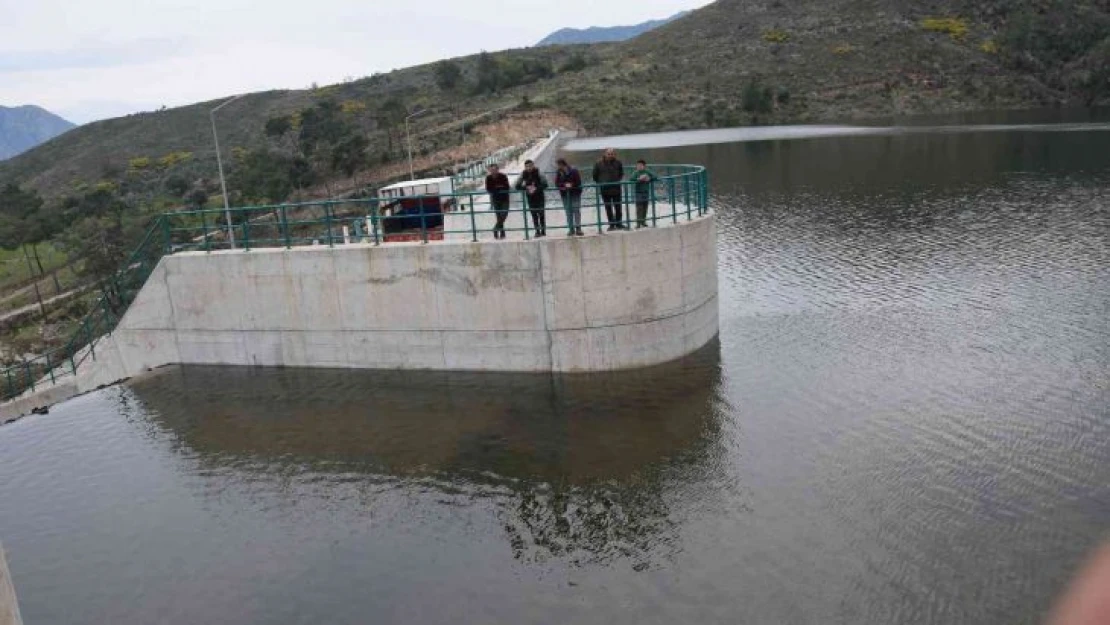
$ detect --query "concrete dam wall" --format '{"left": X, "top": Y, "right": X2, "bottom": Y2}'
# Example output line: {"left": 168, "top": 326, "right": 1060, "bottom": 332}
{"left": 78, "top": 214, "right": 717, "bottom": 385}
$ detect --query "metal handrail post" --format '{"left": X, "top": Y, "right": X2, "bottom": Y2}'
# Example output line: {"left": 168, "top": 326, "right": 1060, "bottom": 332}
{"left": 594, "top": 187, "right": 603, "bottom": 234}
{"left": 651, "top": 182, "right": 658, "bottom": 227}
{"left": 420, "top": 202, "right": 429, "bottom": 244}
{"left": 520, "top": 191, "right": 530, "bottom": 240}
{"left": 101, "top": 290, "right": 114, "bottom": 326}
{"left": 281, "top": 206, "right": 291, "bottom": 248}
{"left": 87, "top": 321, "right": 96, "bottom": 362}
{"left": 160, "top": 216, "right": 171, "bottom": 254}
{"left": 241, "top": 217, "right": 251, "bottom": 251}
{"left": 679, "top": 176, "right": 688, "bottom": 222}
{"left": 325, "top": 204, "right": 334, "bottom": 247}
{"left": 23, "top": 359, "right": 33, "bottom": 392}
{"left": 669, "top": 178, "right": 678, "bottom": 224}
{"left": 468, "top": 196, "right": 478, "bottom": 243}
{"left": 701, "top": 169, "right": 709, "bottom": 214}
{"left": 621, "top": 183, "right": 630, "bottom": 229}
{"left": 698, "top": 173, "right": 703, "bottom": 215}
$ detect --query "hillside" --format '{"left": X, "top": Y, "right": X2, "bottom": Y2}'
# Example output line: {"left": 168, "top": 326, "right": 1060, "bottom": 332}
{"left": 2, "top": 0, "right": 1107, "bottom": 201}
{"left": 0, "top": 45, "right": 598, "bottom": 200}
{"left": 0, "top": 105, "right": 75, "bottom": 160}
{"left": 536, "top": 11, "right": 690, "bottom": 46}
{"left": 547, "top": 0, "right": 1109, "bottom": 133}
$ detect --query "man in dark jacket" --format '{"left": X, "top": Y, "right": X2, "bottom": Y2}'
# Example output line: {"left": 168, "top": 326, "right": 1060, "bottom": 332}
{"left": 592, "top": 148, "right": 625, "bottom": 231}
{"left": 485, "top": 163, "right": 512, "bottom": 239}
{"left": 555, "top": 158, "right": 584, "bottom": 236}
{"left": 514, "top": 159, "right": 549, "bottom": 237}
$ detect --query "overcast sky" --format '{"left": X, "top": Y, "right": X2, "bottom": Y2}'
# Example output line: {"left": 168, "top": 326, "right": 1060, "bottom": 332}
{"left": 0, "top": 0, "right": 710, "bottom": 124}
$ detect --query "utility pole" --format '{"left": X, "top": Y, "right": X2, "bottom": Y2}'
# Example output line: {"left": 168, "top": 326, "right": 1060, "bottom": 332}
{"left": 210, "top": 94, "right": 247, "bottom": 249}
{"left": 21, "top": 245, "right": 45, "bottom": 319}
{"left": 405, "top": 108, "right": 429, "bottom": 181}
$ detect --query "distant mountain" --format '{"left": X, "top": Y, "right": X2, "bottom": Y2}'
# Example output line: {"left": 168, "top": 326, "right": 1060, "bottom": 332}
{"left": 536, "top": 11, "right": 690, "bottom": 46}
{"left": 0, "top": 105, "right": 75, "bottom": 160}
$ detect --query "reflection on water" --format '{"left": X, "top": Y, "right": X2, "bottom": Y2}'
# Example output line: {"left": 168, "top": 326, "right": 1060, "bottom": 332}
{"left": 131, "top": 350, "right": 723, "bottom": 482}
{"left": 129, "top": 348, "right": 726, "bottom": 567}
{"left": 2, "top": 114, "right": 1109, "bottom": 625}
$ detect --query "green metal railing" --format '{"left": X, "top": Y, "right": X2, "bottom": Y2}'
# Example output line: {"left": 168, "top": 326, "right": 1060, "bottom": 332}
{"left": 154, "top": 164, "right": 708, "bottom": 249}
{"left": 0, "top": 163, "right": 708, "bottom": 402}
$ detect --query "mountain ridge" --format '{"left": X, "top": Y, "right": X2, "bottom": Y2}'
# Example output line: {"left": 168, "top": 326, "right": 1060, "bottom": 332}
{"left": 536, "top": 11, "right": 691, "bottom": 46}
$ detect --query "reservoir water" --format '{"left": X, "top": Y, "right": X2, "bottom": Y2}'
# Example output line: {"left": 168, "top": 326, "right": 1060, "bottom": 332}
{"left": 2, "top": 114, "right": 1109, "bottom": 624}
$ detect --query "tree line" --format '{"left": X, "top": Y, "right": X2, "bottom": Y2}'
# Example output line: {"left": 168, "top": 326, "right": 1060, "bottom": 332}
{"left": 435, "top": 51, "right": 592, "bottom": 96}
{"left": 993, "top": 0, "right": 1110, "bottom": 105}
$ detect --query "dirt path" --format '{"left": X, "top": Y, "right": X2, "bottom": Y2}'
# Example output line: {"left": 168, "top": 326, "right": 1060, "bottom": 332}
{"left": 0, "top": 286, "right": 88, "bottom": 327}
{"left": 0, "top": 264, "right": 78, "bottom": 313}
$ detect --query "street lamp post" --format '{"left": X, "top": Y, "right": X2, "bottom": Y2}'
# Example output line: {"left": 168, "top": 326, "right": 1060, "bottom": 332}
{"left": 405, "top": 108, "right": 429, "bottom": 181}
{"left": 210, "top": 94, "right": 246, "bottom": 249}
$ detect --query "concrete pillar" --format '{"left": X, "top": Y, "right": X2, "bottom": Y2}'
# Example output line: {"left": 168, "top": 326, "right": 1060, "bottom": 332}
{"left": 0, "top": 543, "right": 23, "bottom": 625}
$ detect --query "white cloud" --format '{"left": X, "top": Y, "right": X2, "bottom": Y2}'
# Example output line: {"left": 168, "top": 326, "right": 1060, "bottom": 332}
{"left": 0, "top": 0, "right": 710, "bottom": 123}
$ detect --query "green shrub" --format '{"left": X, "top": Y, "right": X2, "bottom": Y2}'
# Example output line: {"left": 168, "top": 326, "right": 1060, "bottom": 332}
{"left": 741, "top": 81, "right": 774, "bottom": 114}
{"left": 560, "top": 54, "right": 589, "bottom": 73}
{"left": 339, "top": 100, "right": 367, "bottom": 114}
{"left": 762, "top": 29, "right": 790, "bottom": 43}
{"left": 164, "top": 175, "right": 189, "bottom": 197}
{"left": 921, "top": 17, "right": 969, "bottom": 41}
{"left": 157, "top": 151, "right": 192, "bottom": 169}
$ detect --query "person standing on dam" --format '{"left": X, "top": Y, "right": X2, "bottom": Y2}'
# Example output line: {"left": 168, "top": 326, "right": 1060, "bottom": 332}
{"left": 556, "top": 158, "right": 584, "bottom": 237}
{"left": 515, "top": 159, "right": 549, "bottom": 238}
{"left": 592, "top": 148, "right": 625, "bottom": 231}
{"left": 485, "top": 163, "right": 512, "bottom": 239}
{"left": 631, "top": 159, "right": 657, "bottom": 228}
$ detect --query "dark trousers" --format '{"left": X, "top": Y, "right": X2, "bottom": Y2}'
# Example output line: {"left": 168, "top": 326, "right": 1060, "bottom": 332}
{"left": 601, "top": 190, "right": 622, "bottom": 227}
{"left": 493, "top": 210, "right": 509, "bottom": 238}
{"left": 492, "top": 201, "right": 509, "bottom": 239}
{"left": 636, "top": 200, "right": 649, "bottom": 226}
{"left": 529, "top": 206, "right": 546, "bottom": 235}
